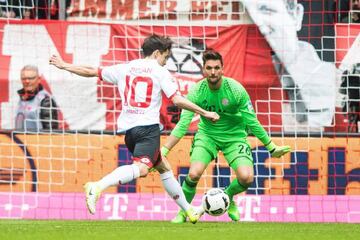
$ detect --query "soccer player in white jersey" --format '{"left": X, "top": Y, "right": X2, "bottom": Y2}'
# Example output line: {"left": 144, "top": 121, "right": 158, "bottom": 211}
{"left": 49, "top": 34, "right": 219, "bottom": 223}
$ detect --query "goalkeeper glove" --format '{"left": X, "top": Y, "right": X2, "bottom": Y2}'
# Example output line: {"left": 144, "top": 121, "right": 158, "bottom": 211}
{"left": 161, "top": 146, "right": 170, "bottom": 157}
{"left": 265, "top": 141, "right": 291, "bottom": 158}
{"left": 149, "top": 167, "right": 156, "bottom": 172}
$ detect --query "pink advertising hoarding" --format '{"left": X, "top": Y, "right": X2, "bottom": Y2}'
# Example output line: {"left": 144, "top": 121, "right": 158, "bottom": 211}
{"left": 1, "top": 193, "right": 359, "bottom": 223}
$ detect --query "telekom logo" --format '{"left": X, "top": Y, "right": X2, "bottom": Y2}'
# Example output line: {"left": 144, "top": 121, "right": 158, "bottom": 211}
{"left": 103, "top": 194, "right": 128, "bottom": 220}
{"left": 103, "top": 194, "right": 163, "bottom": 220}
{"left": 236, "top": 196, "right": 261, "bottom": 221}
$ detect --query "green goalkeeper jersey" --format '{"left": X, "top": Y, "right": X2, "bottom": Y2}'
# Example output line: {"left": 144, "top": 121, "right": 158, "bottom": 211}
{"left": 171, "top": 77, "right": 271, "bottom": 144}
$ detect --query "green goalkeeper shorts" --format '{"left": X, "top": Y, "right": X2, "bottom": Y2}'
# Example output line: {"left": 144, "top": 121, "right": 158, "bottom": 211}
{"left": 190, "top": 133, "right": 253, "bottom": 170}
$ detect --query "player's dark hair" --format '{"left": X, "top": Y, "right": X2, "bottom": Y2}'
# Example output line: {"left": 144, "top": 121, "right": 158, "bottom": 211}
{"left": 202, "top": 50, "right": 223, "bottom": 66}
{"left": 142, "top": 34, "right": 173, "bottom": 57}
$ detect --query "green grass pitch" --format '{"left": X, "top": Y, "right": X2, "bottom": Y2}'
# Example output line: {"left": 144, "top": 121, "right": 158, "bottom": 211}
{"left": 0, "top": 220, "right": 359, "bottom": 240}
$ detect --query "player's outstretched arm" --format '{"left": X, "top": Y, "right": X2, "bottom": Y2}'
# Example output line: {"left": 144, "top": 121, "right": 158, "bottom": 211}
{"left": 265, "top": 141, "right": 291, "bottom": 158}
{"left": 171, "top": 95, "right": 219, "bottom": 122}
{"left": 49, "top": 54, "right": 98, "bottom": 77}
{"left": 162, "top": 104, "right": 195, "bottom": 157}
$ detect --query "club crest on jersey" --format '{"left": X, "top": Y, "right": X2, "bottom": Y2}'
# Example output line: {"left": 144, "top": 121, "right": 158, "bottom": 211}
{"left": 222, "top": 98, "right": 229, "bottom": 106}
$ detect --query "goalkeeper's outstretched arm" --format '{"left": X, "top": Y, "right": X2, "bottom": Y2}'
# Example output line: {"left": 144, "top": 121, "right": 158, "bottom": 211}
{"left": 161, "top": 108, "right": 194, "bottom": 157}
{"left": 49, "top": 54, "right": 98, "bottom": 77}
{"left": 161, "top": 135, "right": 181, "bottom": 157}
{"left": 265, "top": 141, "right": 291, "bottom": 158}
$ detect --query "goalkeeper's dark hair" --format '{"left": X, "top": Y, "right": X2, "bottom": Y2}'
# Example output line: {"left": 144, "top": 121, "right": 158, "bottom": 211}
{"left": 202, "top": 50, "right": 223, "bottom": 66}
{"left": 142, "top": 34, "right": 173, "bottom": 57}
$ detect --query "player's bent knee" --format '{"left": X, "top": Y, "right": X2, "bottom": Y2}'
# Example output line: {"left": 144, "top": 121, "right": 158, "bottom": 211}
{"left": 238, "top": 175, "right": 254, "bottom": 187}
{"left": 245, "top": 177, "right": 254, "bottom": 186}
{"left": 139, "top": 168, "right": 149, "bottom": 177}
{"left": 188, "top": 171, "right": 202, "bottom": 182}
{"left": 154, "top": 158, "right": 172, "bottom": 174}
{"left": 136, "top": 163, "right": 150, "bottom": 177}
{"left": 236, "top": 165, "right": 254, "bottom": 186}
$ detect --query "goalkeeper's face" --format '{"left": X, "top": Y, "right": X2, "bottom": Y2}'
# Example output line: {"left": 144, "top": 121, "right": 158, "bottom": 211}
{"left": 203, "top": 59, "right": 223, "bottom": 87}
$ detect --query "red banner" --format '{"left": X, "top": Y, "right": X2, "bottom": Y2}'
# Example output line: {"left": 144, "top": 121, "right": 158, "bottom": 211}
{"left": 0, "top": 20, "right": 281, "bottom": 131}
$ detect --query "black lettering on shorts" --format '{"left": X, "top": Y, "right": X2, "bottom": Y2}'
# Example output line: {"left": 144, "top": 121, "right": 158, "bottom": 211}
{"left": 238, "top": 143, "right": 251, "bottom": 156}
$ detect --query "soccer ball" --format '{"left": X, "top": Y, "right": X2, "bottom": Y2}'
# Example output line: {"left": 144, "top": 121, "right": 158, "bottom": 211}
{"left": 202, "top": 188, "right": 230, "bottom": 216}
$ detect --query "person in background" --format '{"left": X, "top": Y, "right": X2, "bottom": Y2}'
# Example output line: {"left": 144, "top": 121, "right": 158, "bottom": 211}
{"left": 0, "top": 0, "right": 20, "bottom": 18}
{"left": 15, "top": 65, "right": 58, "bottom": 131}
{"left": 351, "top": 0, "right": 360, "bottom": 23}
{"left": 22, "top": 0, "right": 71, "bottom": 19}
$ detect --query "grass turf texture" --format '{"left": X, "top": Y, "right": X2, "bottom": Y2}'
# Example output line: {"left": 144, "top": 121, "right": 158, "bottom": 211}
{"left": 0, "top": 220, "right": 359, "bottom": 240}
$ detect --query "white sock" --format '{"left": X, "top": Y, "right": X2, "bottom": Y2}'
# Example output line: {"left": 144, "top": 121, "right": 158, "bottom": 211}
{"left": 97, "top": 164, "right": 140, "bottom": 191}
{"left": 160, "top": 171, "right": 191, "bottom": 212}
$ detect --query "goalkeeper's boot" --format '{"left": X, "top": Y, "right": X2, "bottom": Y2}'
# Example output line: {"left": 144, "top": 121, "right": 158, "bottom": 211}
{"left": 84, "top": 182, "right": 102, "bottom": 215}
{"left": 186, "top": 206, "right": 204, "bottom": 224}
{"left": 171, "top": 210, "right": 187, "bottom": 224}
{"left": 227, "top": 200, "right": 240, "bottom": 221}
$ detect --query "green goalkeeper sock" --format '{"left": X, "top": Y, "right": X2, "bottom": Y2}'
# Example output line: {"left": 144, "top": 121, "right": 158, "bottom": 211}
{"left": 182, "top": 175, "right": 198, "bottom": 203}
{"left": 224, "top": 179, "right": 248, "bottom": 200}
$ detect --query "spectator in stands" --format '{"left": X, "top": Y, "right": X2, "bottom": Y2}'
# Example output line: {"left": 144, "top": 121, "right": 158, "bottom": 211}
{"left": 15, "top": 65, "right": 58, "bottom": 131}
{"left": 22, "top": 0, "right": 71, "bottom": 19}
{"left": 0, "top": 0, "right": 21, "bottom": 18}
{"left": 352, "top": 0, "right": 360, "bottom": 23}
{"left": 49, "top": 0, "right": 71, "bottom": 19}
{"left": 337, "top": 0, "right": 351, "bottom": 23}
{"left": 337, "top": 0, "right": 360, "bottom": 23}
{"left": 354, "top": 0, "right": 360, "bottom": 9}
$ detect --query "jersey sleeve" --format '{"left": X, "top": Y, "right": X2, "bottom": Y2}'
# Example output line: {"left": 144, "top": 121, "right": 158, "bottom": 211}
{"left": 170, "top": 84, "right": 198, "bottom": 138}
{"left": 171, "top": 109, "right": 195, "bottom": 138}
{"left": 100, "top": 64, "right": 123, "bottom": 84}
{"left": 159, "top": 69, "right": 178, "bottom": 98}
{"left": 235, "top": 84, "right": 272, "bottom": 145}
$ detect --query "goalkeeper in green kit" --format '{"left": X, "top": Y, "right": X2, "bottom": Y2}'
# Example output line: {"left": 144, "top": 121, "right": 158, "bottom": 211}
{"left": 161, "top": 50, "right": 291, "bottom": 223}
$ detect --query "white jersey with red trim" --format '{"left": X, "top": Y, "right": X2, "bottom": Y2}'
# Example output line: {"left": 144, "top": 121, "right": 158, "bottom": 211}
{"left": 100, "top": 59, "right": 178, "bottom": 132}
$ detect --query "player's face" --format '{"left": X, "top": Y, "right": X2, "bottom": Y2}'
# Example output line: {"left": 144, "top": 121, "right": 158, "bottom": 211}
{"left": 156, "top": 49, "right": 171, "bottom": 66}
{"left": 354, "top": 0, "right": 360, "bottom": 10}
{"left": 21, "top": 69, "right": 40, "bottom": 93}
{"left": 203, "top": 59, "right": 223, "bottom": 87}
